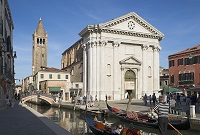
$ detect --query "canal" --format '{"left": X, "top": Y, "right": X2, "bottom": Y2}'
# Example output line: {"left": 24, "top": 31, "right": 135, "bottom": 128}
{"left": 27, "top": 103, "right": 199, "bottom": 135}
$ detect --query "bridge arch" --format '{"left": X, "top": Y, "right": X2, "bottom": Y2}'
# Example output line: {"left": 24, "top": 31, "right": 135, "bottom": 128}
{"left": 21, "top": 95, "right": 55, "bottom": 105}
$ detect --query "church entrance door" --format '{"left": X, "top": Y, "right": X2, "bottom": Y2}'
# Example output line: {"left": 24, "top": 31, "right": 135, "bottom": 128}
{"left": 124, "top": 70, "right": 136, "bottom": 99}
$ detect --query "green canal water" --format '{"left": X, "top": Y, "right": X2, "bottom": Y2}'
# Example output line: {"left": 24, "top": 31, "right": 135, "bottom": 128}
{"left": 27, "top": 103, "right": 199, "bottom": 135}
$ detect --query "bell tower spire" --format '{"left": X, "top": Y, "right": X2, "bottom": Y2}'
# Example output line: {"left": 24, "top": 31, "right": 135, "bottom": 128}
{"left": 32, "top": 18, "right": 48, "bottom": 75}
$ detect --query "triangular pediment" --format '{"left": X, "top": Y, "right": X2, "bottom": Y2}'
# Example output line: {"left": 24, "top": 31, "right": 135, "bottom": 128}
{"left": 119, "top": 56, "right": 141, "bottom": 65}
{"left": 99, "top": 12, "right": 164, "bottom": 37}
{"left": 79, "top": 12, "right": 164, "bottom": 41}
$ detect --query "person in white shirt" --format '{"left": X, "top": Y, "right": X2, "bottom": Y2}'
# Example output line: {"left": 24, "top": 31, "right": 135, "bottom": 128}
{"left": 169, "top": 98, "right": 176, "bottom": 114}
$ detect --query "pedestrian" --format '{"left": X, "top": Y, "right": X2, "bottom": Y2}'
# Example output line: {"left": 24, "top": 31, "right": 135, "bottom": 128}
{"left": 149, "top": 95, "right": 152, "bottom": 105}
{"left": 169, "top": 97, "right": 176, "bottom": 114}
{"left": 143, "top": 94, "right": 147, "bottom": 106}
{"left": 95, "top": 95, "right": 98, "bottom": 102}
{"left": 17, "top": 93, "right": 21, "bottom": 100}
{"left": 14, "top": 93, "right": 18, "bottom": 100}
{"left": 5, "top": 96, "right": 10, "bottom": 109}
{"left": 83, "top": 96, "right": 86, "bottom": 105}
{"left": 153, "top": 96, "right": 169, "bottom": 135}
{"left": 186, "top": 96, "right": 191, "bottom": 106}
{"left": 11, "top": 97, "right": 15, "bottom": 108}
{"left": 152, "top": 93, "right": 157, "bottom": 106}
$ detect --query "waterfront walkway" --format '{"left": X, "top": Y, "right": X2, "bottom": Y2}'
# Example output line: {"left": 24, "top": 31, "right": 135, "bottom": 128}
{"left": 0, "top": 102, "right": 72, "bottom": 135}
{"left": 1, "top": 99, "right": 200, "bottom": 135}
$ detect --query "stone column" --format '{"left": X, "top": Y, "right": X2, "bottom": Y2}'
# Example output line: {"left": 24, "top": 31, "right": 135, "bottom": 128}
{"left": 82, "top": 44, "right": 87, "bottom": 96}
{"left": 153, "top": 46, "right": 160, "bottom": 91}
{"left": 88, "top": 42, "right": 93, "bottom": 96}
{"left": 92, "top": 41, "right": 97, "bottom": 98}
{"left": 100, "top": 41, "right": 107, "bottom": 100}
{"left": 142, "top": 44, "right": 148, "bottom": 96}
{"left": 112, "top": 41, "right": 120, "bottom": 100}
{"left": 121, "top": 66, "right": 125, "bottom": 99}
{"left": 96, "top": 41, "right": 100, "bottom": 101}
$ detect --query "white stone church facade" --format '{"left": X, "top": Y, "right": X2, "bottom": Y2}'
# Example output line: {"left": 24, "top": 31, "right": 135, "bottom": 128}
{"left": 62, "top": 12, "right": 164, "bottom": 100}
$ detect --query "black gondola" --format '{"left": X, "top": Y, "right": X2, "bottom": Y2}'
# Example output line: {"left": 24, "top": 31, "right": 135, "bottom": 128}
{"left": 85, "top": 112, "right": 141, "bottom": 135}
{"left": 85, "top": 113, "right": 118, "bottom": 135}
{"left": 106, "top": 102, "right": 190, "bottom": 130}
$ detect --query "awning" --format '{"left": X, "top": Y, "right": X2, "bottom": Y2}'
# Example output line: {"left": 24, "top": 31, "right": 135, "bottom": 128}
{"left": 49, "top": 87, "right": 61, "bottom": 92}
{"left": 187, "top": 86, "right": 200, "bottom": 91}
{"left": 159, "top": 87, "right": 182, "bottom": 93}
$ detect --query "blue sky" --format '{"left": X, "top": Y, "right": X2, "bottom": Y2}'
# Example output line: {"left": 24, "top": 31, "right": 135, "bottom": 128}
{"left": 9, "top": 0, "right": 200, "bottom": 84}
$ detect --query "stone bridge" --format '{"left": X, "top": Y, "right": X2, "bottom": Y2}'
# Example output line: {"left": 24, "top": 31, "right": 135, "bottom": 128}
{"left": 21, "top": 94, "right": 56, "bottom": 105}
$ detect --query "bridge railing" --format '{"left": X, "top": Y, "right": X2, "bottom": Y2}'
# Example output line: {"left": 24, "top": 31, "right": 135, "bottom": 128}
{"left": 22, "top": 93, "right": 56, "bottom": 102}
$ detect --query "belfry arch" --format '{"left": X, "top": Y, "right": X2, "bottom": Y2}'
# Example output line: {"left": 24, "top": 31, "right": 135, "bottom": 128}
{"left": 124, "top": 70, "right": 136, "bottom": 98}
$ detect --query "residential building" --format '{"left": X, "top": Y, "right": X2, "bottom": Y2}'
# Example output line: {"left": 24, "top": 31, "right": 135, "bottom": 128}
{"left": 15, "top": 84, "right": 22, "bottom": 95}
{"left": 62, "top": 12, "right": 164, "bottom": 100}
{"left": 21, "top": 75, "right": 33, "bottom": 93}
{"left": 0, "top": 0, "right": 15, "bottom": 108}
{"left": 32, "top": 67, "right": 71, "bottom": 102}
{"left": 159, "top": 66, "right": 169, "bottom": 90}
{"left": 168, "top": 45, "right": 200, "bottom": 91}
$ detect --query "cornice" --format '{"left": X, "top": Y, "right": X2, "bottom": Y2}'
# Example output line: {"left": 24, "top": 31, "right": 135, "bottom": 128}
{"left": 101, "top": 28, "right": 162, "bottom": 40}
{"left": 80, "top": 27, "right": 162, "bottom": 41}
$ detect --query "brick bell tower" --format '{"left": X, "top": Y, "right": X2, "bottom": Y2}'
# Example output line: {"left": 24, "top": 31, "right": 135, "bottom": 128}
{"left": 32, "top": 18, "right": 48, "bottom": 75}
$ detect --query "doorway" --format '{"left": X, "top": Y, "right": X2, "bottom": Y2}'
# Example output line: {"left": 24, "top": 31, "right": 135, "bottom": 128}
{"left": 124, "top": 70, "right": 136, "bottom": 98}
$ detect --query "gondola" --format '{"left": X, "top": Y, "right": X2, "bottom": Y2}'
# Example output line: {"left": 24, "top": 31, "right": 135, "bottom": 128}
{"left": 85, "top": 112, "right": 141, "bottom": 135}
{"left": 106, "top": 102, "right": 190, "bottom": 130}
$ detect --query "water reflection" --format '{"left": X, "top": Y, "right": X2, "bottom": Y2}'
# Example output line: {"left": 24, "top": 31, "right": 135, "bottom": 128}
{"left": 27, "top": 104, "right": 199, "bottom": 135}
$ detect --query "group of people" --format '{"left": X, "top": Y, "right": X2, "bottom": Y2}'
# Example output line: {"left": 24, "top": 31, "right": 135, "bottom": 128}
{"left": 167, "top": 92, "right": 200, "bottom": 106}
{"left": 142, "top": 93, "right": 157, "bottom": 106}
{"left": 75, "top": 95, "right": 98, "bottom": 107}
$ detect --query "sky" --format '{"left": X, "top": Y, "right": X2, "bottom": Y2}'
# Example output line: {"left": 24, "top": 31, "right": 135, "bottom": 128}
{"left": 8, "top": 0, "right": 200, "bottom": 84}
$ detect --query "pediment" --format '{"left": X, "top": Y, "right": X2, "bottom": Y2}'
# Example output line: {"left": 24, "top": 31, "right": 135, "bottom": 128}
{"left": 79, "top": 12, "right": 164, "bottom": 41}
{"left": 99, "top": 12, "right": 164, "bottom": 37}
{"left": 119, "top": 56, "right": 141, "bottom": 65}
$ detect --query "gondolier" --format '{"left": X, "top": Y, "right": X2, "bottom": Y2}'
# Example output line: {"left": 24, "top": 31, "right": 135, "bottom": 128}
{"left": 153, "top": 96, "right": 169, "bottom": 135}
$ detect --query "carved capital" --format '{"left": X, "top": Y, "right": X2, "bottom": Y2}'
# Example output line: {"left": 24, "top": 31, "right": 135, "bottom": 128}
{"left": 91, "top": 42, "right": 95, "bottom": 48}
{"left": 153, "top": 46, "right": 161, "bottom": 52}
{"left": 142, "top": 44, "right": 149, "bottom": 51}
{"left": 100, "top": 40, "right": 107, "bottom": 46}
{"left": 82, "top": 44, "right": 86, "bottom": 50}
{"left": 112, "top": 42, "right": 120, "bottom": 47}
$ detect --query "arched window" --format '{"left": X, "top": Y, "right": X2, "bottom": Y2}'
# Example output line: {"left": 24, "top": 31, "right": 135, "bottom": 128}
{"left": 43, "top": 39, "right": 45, "bottom": 44}
{"left": 37, "top": 38, "right": 39, "bottom": 44}
{"left": 125, "top": 70, "right": 135, "bottom": 81}
{"left": 40, "top": 39, "right": 42, "bottom": 44}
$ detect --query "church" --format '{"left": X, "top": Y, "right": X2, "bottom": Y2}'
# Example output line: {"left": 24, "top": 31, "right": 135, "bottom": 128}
{"left": 61, "top": 12, "right": 164, "bottom": 100}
